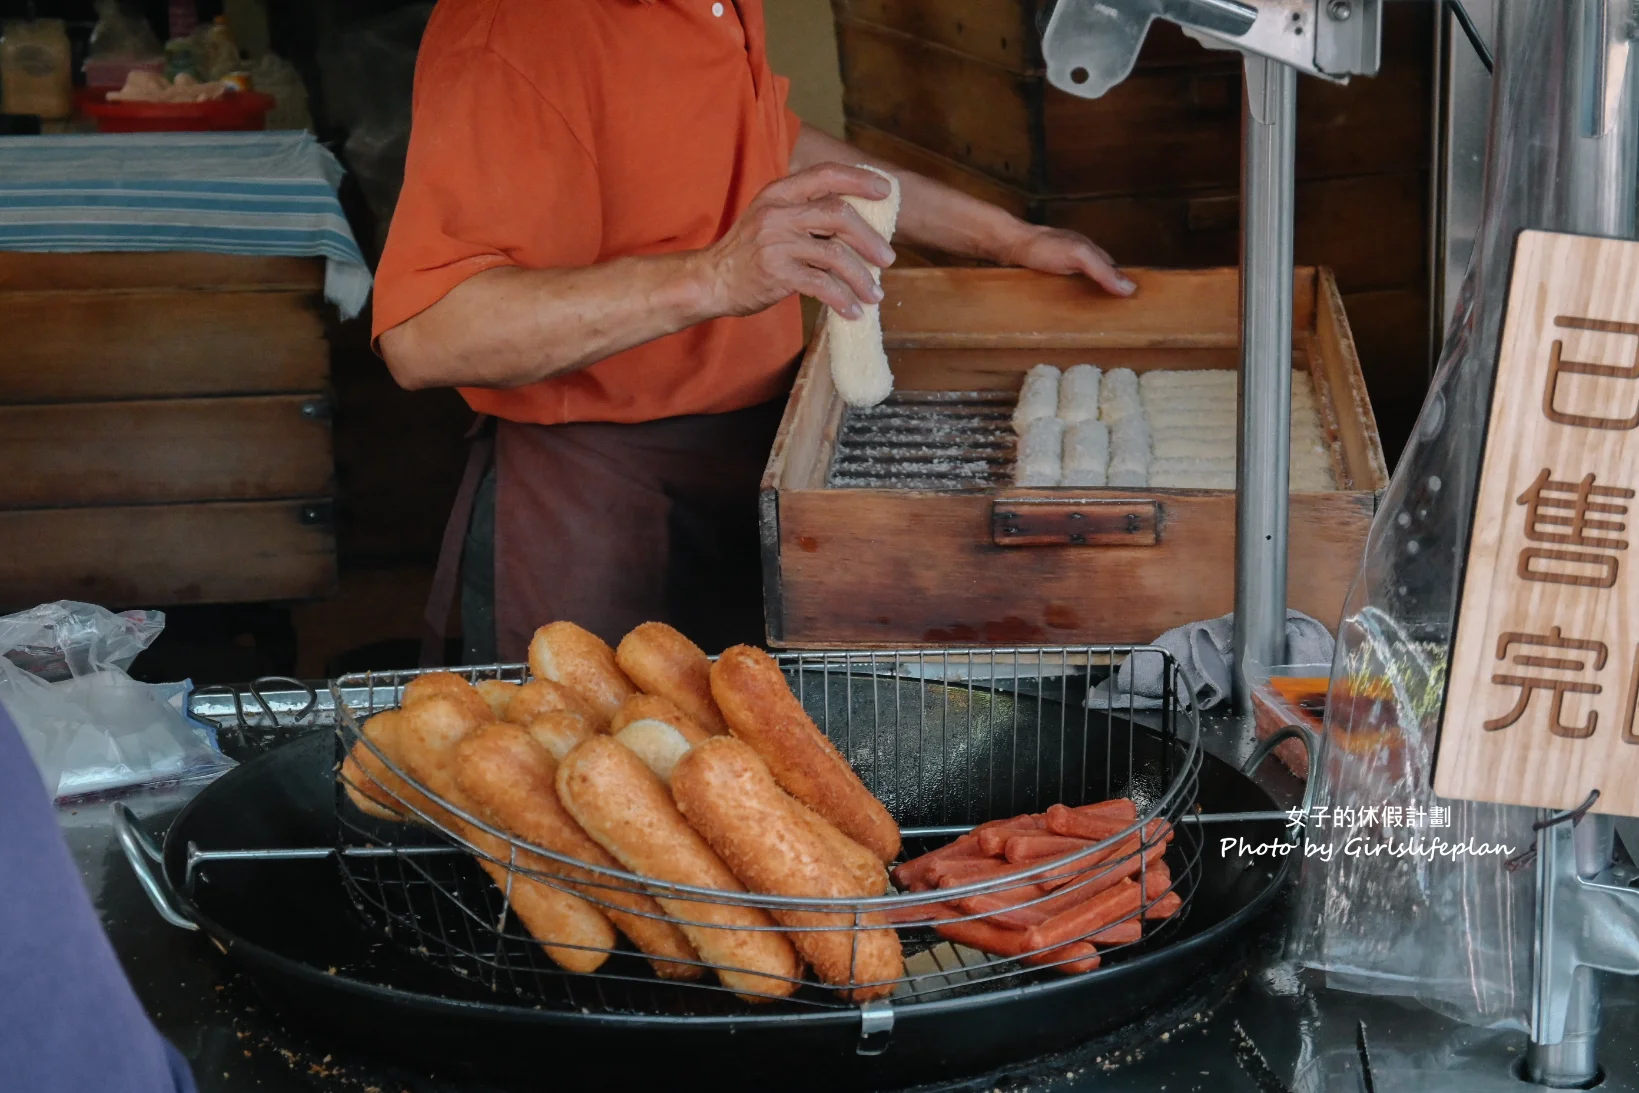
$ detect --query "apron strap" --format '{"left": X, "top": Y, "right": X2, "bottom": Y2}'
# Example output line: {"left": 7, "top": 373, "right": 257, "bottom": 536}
{"left": 421, "top": 415, "right": 495, "bottom": 668}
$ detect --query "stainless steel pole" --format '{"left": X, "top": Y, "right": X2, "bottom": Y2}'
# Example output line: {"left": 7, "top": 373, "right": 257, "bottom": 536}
{"left": 1232, "top": 54, "right": 1297, "bottom": 714}
{"left": 1528, "top": 818, "right": 1615, "bottom": 1087}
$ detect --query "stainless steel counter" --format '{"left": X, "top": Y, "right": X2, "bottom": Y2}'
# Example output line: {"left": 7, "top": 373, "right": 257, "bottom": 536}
{"left": 63, "top": 710, "right": 1639, "bottom": 1092}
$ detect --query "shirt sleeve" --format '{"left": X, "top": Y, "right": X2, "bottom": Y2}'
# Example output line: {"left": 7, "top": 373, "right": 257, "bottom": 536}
{"left": 772, "top": 72, "right": 803, "bottom": 160}
{"left": 372, "top": 46, "right": 603, "bottom": 345}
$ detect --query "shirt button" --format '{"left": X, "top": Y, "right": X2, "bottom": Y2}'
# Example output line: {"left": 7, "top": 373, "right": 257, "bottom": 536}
{"left": 711, "top": 2, "right": 724, "bottom": 15}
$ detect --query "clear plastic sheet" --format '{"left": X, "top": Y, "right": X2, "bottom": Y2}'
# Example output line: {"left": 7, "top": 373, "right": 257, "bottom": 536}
{"left": 0, "top": 601, "right": 233, "bottom": 800}
{"left": 1289, "top": 0, "right": 1637, "bottom": 1031}
{"left": 315, "top": 5, "right": 431, "bottom": 256}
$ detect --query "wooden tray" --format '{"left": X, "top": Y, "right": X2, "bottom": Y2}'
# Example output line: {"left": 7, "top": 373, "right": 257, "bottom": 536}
{"left": 760, "top": 266, "right": 1388, "bottom": 647}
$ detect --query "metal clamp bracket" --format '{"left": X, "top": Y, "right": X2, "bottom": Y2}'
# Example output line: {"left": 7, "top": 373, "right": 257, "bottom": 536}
{"left": 1533, "top": 818, "right": 1639, "bottom": 1046}
{"left": 857, "top": 999, "right": 895, "bottom": 1056}
{"left": 991, "top": 498, "right": 1160, "bottom": 547}
{"left": 1041, "top": 0, "right": 1381, "bottom": 99}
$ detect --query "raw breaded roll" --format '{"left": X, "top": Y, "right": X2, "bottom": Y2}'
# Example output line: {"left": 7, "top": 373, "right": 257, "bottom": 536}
{"left": 1061, "top": 420, "right": 1109, "bottom": 488}
{"left": 1012, "top": 364, "right": 1060, "bottom": 434}
{"left": 615, "top": 622, "right": 729, "bottom": 735}
{"left": 525, "top": 710, "right": 596, "bottom": 761}
{"left": 611, "top": 694, "right": 714, "bottom": 783}
{"left": 387, "top": 707, "right": 617, "bottom": 973}
{"left": 401, "top": 672, "right": 493, "bottom": 728}
{"left": 474, "top": 679, "right": 520, "bottom": 720}
{"left": 1014, "top": 417, "right": 1065, "bottom": 487}
{"left": 826, "top": 164, "right": 901, "bottom": 409}
{"left": 1098, "top": 367, "right": 1141, "bottom": 422}
{"left": 529, "top": 622, "right": 637, "bottom": 724}
{"left": 673, "top": 737, "right": 903, "bottom": 1000}
{"left": 556, "top": 737, "right": 801, "bottom": 1001}
{"left": 453, "top": 724, "right": 701, "bottom": 979}
{"left": 505, "top": 679, "right": 600, "bottom": 730}
{"left": 710, "top": 646, "right": 901, "bottom": 863}
{"left": 1058, "top": 364, "right": 1102, "bottom": 424}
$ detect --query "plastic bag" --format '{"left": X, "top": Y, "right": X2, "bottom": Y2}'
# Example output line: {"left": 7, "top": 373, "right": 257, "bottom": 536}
{"left": 0, "top": 601, "right": 234, "bottom": 800}
{"left": 1287, "top": 0, "right": 1634, "bottom": 1031}
{"left": 250, "top": 53, "right": 312, "bottom": 131}
{"left": 87, "top": 0, "right": 161, "bottom": 61}
{"left": 315, "top": 5, "right": 431, "bottom": 253}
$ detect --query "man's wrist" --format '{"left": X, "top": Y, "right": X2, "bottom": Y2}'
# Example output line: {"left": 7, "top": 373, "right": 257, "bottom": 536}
{"left": 666, "top": 247, "right": 729, "bottom": 326}
{"left": 985, "top": 217, "right": 1042, "bottom": 267}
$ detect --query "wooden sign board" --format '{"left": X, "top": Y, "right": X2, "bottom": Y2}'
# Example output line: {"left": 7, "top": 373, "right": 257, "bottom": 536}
{"left": 1437, "top": 230, "right": 1639, "bottom": 815}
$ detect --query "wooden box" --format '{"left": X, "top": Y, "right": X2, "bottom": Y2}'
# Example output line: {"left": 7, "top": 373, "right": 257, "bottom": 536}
{"left": 0, "top": 252, "right": 338, "bottom": 610}
{"left": 829, "top": 0, "right": 1434, "bottom": 461}
{"left": 760, "top": 266, "right": 1388, "bottom": 647}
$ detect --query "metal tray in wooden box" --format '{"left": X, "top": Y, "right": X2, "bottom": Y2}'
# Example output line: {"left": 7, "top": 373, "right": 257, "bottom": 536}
{"left": 759, "top": 266, "right": 1388, "bottom": 647}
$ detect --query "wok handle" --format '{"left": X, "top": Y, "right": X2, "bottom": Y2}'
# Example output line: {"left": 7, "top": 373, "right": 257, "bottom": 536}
{"left": 112, "top": 803, "right": 199, "bottom": 933}
{"left": 1241, "top": 724, "right": 1320, "bottom": 837}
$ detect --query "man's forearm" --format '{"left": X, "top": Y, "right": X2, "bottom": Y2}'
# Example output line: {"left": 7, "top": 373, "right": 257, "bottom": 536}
{"left": 790, "top": 124, "right": 1029, "bottom": 264}
{"left": 380, "top": 250, "right": 716, "bottom": 390}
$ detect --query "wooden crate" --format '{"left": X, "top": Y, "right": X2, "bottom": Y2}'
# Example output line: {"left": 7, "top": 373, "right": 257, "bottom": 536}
{"left": 831, "top": 0, "right": 1435, "bottom": 460}
{"left": 760, "top": 266, "right": 1387, "bottom": 647}
{"left": 0, "top": 252, "right": 337, "bottom": 610}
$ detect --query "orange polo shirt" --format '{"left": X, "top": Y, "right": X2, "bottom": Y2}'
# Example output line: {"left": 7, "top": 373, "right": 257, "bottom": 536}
{"left": 373, "top": 0, "right": 805, "bottom": 425}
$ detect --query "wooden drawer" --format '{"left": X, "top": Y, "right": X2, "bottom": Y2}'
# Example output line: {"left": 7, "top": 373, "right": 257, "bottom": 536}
{"left": 0, "top": 252, "right": 327, "bottom": 404}
{"left": 0, "top": 500, "right": 337, "bottom": 611}
{"left": 0, "top": 395, "right": 334, "bottom": 508}
{"left": 760, "top": 266, "right": 1387, "bottom": 647}
{"left": 0, "top": 288, "right": 327, "bottom": 403}
{"left": 834, "top": 3, "right": 1431, "bottom": 195}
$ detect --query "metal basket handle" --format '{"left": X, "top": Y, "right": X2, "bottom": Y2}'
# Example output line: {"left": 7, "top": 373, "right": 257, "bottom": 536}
{"left": 1242, "top": 723, "right": 1320, "bottom": 839}
{"left": 112, "top": 803, "right": 198, "bottom": 932}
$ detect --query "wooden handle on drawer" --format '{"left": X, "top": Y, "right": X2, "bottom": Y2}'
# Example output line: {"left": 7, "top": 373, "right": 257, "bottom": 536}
{"left": 991, "top": 499, "right": 1159, "bottom": 547}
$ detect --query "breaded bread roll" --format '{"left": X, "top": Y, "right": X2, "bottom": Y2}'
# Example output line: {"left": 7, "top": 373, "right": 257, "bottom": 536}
{"left": 710, "top": 645, "right": 901, "bottom": 863}
{"left": 474, "top": 679, "right": 520, "bottom": 720}
{"left": 611, "top": 694, "right": 713, "bottom": 783}
{"left": 504, "top": 679, "right": 600, "bottom": 730}
{"left": 340, "top": 709, "right": 410, "bottom": 821}
{"left": 401, "top": 672, "right": 493, "bottom": 728}
{"left": 529, "top": 622, "right": 637, "bottom": 724}
{"left": 672, "top": 737, "right": 903, "bottom": 1000}
{"left": 615, "top": 622, "right": 730, "bottom": 735}
{"left": 388, "top": 703, "right": 616, "bottom": 973}
{"left": 556, "top": 737, "right": 800, "bottom": 1000}
{"left": 454, "top": 724, "right": 701, "bottom": 979}
{"left": 525, "top": 710, "right": 596, "bottom": 761}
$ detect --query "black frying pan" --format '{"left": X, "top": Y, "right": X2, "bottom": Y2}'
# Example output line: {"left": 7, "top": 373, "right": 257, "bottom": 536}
{"left": 119, "top": 718, "right": 1292, "bottom": 1093}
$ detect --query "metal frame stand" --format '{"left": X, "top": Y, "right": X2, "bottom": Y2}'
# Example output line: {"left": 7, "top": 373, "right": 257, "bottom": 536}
{"left": 1231, "top": 54, "right": 1297, "bottom": 714}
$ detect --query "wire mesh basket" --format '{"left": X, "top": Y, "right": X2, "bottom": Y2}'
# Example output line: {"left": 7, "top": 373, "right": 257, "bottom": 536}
{"left": 332, "top": 646, "right": 1202, "bottom": 1013}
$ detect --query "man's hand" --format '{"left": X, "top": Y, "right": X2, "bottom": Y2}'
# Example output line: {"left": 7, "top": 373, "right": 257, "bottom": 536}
{"left": 1001, "top": 225, "right": 1136, "bottom": 297}
{"left": 699, "top": 164, "right": 897, "bottom": 321}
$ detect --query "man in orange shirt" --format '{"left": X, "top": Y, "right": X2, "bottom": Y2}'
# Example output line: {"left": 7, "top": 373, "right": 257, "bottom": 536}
{"left": 375, "top": 0, "right": 1133, "bottom": 663}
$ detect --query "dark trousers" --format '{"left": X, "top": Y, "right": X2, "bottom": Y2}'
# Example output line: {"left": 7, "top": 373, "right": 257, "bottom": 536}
{"left": 458, "top": 398, "right": 785, "bottom": 664}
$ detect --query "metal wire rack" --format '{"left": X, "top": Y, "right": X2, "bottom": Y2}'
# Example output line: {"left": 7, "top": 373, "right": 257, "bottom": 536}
{"left": 330, "top": 646, "right": 1205, "bottom": 1014}
{"left": 826, "top": 391, "right": 1015, "bottom": 490}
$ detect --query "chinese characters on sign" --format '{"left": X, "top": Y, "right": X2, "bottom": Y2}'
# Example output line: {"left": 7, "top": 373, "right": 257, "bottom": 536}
{"left": 1436, "top": 231, "right": 1639, "bottom": 814}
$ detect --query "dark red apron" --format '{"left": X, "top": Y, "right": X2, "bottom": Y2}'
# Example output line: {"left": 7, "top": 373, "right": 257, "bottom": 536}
{"left": 421, "top": 397, "right": 787, "bottom": 666}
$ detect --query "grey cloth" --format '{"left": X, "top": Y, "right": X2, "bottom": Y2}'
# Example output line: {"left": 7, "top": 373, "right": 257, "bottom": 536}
{"left": 1087, "top": 610, "right": 1335, "bottom": 711}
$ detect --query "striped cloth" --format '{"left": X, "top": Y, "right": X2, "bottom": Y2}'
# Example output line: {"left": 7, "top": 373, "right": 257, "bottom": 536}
{"left": 0, "top": 131, "right": 371, "bottom": 319}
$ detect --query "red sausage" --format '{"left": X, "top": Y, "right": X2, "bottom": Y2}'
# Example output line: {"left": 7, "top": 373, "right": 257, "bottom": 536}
{"left": 1025, "top": 879, "right": 1145, "bottom": 951}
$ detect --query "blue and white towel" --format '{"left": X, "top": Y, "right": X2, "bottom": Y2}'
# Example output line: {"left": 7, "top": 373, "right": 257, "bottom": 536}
{"left": 0, "top": 131, "right": 372, "bottom": 319}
